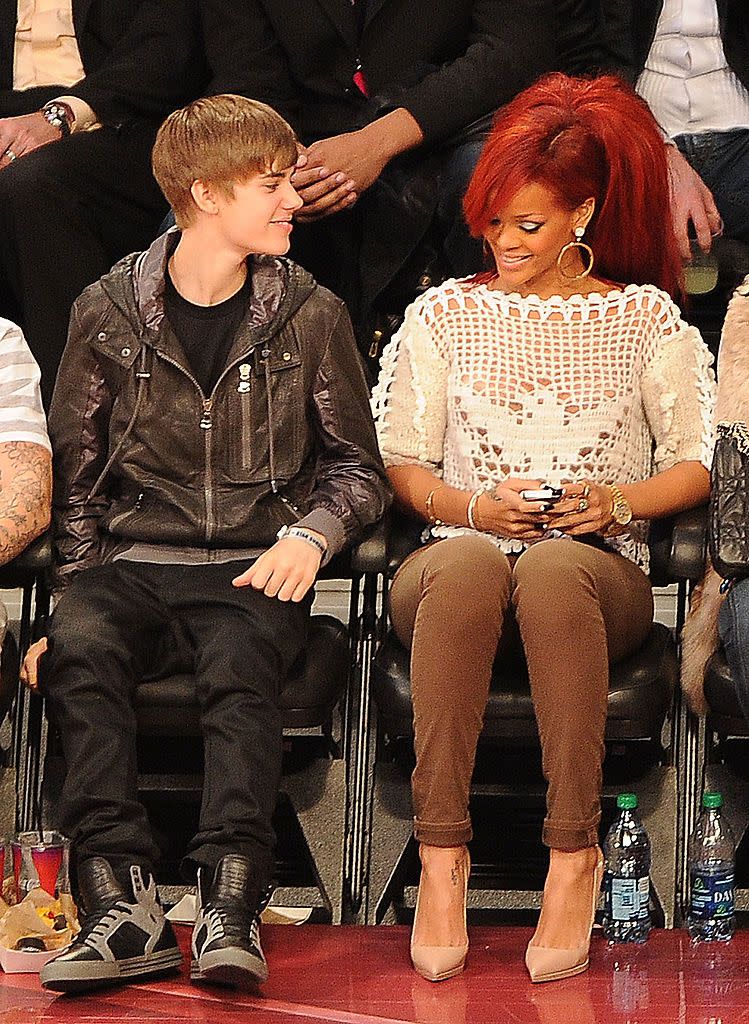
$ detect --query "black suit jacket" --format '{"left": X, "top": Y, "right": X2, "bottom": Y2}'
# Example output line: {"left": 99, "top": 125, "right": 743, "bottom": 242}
{"left": 198, "top": 0, "right": 571, "bottom": 146}
{"left": 600, "top": 0, "right": 749, "bottom": 96}
{"left": 0, "top": 0, "right": 205, "bottom": 124}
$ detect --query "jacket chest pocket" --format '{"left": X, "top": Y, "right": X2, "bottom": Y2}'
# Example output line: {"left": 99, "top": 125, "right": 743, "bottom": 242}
{"left": 225, "top": 353, "right": 304, "bottom": 483}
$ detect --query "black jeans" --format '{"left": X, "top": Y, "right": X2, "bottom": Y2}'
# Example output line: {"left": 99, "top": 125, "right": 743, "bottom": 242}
{"left": 0, "top": 91, "right": 167, "bottom": 407}
{"left": 41, "top": 560, "right": 311, "bottom": 900}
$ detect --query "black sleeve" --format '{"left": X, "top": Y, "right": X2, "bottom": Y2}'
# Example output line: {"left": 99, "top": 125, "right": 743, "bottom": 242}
{"left": 198, "top": 0, "right": 301, "bottom": 129}
{"left": 383, "top": 0, "right": 559, "bottom": 144}
{"left": 67, "top": 0, "right": 206, "bottom": 125}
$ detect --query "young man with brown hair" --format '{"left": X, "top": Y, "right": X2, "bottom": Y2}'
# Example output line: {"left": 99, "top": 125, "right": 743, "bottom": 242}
{"left": 23, "top": 93, "right": 390, "bottom": 994}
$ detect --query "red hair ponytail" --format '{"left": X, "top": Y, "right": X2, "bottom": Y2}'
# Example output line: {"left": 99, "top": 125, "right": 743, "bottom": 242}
{"left": 464, "top": 74, "right": 683, "bottom": 298}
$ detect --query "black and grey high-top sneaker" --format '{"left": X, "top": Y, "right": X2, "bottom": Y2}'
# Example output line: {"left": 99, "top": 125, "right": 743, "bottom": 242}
{"left": 40, "top": 857, "right": 182, "bottom": 993}
{"left": 191, "top": 853, "right": 271, "bottom": 988}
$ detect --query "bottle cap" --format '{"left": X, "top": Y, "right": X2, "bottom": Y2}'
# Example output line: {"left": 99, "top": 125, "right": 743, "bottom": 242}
{"left": 617, "top": 793, "right": 638, "bottom": 809}
{"left": 702, "top": 791, "right": 723, "bottom": 809}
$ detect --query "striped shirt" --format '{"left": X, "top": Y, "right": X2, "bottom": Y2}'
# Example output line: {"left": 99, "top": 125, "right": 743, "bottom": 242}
{"left": 0, "top": 319, "right": 51, "bottom": 451}
{"left": 637, "top": 0, "right": 749, "bottom": 138}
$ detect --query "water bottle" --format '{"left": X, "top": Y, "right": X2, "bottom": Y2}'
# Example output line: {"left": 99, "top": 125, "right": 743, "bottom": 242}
{"left": 687, "top": 792, "right": 736, "bottom": 943}
{"left": 602, "top": 793, "right": 652, "bottom": 943}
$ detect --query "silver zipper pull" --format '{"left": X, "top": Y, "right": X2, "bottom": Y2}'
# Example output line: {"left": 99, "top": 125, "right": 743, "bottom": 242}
{"left": 200, "top": 399, "right": 213, "bottom": 430}
{"left": 238, "top": 363, "right": 251, "bottom": 394}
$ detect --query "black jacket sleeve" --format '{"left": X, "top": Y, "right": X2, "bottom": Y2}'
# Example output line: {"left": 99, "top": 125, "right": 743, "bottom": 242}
{"left": 384, "top": 0, "right": 555, "bottom": 143}
{"left": 67, "top": 0, "right": 205, "bottom": 125}
{"left": 296, "top": 300, "right": 391, "bottom": 558}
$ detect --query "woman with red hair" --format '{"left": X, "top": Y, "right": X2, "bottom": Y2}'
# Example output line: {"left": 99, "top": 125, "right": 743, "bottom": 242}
{"left": 372, "top": 74, "right": 714, "bottom": 983}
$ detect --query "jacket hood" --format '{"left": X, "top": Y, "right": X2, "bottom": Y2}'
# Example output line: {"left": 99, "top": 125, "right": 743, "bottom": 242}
{"left": 96, "top": 226, "right": 318, "bottom": 345}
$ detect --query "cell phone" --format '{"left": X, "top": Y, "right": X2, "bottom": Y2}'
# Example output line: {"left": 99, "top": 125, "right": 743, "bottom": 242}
{"left": 521, "top": 486, "right": 565, "bottom": 502}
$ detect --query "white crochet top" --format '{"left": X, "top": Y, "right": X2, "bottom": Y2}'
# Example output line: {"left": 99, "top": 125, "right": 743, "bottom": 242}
{"left": 371, "top": 279, "right": 716, "bottom": 571}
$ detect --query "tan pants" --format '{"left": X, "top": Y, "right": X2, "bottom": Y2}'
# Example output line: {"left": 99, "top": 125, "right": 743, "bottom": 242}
{"left": 389, "top": 535, "right": 654, "bottom": 851}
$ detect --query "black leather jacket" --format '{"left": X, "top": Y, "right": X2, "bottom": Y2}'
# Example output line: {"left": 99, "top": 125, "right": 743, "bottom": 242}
{"left": 49, "top": 230, "right": 391, "bottom": 590}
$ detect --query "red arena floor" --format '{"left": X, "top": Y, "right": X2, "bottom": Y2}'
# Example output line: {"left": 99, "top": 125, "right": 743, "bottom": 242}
{"left": 2, "top": 925, "right": 749, "bottom": 1024}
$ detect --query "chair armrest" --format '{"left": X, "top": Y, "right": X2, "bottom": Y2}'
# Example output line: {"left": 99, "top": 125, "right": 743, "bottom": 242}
{"left": 349, "top": 518, "right": 389, "bottom": 575}
{"left": 0, "top": 529, "right": 52, "bottom": 589}
{"left": 649, "top": 506, "right": 707, "bottom": 585}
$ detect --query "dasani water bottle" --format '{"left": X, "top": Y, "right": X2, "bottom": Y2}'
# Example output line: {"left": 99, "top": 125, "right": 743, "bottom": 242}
{"left": 602, "top": 793, "right": 652, "bottom": 943}
{"left": 687, "top": 791, "right": 735, "bottom": 943}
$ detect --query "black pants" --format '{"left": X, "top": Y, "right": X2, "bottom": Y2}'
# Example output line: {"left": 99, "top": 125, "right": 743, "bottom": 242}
{"left": 41, "top": 560, "right": 311, "bottom": 900}
{"left": 0, "top": 91, "right": 167, "bottom": 407}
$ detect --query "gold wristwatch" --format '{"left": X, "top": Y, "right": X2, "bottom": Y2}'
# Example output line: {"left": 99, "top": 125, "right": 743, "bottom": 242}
{"left": 609, "top": 484, "right": 633, "bottom": 527}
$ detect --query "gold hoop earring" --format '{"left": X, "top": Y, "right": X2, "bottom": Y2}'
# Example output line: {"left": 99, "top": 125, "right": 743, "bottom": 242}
{"left": 557, "top": 227, "right": 594, "bottom": 280}
{"left": 482, "top": 237, "right": 495, "bottom": 268}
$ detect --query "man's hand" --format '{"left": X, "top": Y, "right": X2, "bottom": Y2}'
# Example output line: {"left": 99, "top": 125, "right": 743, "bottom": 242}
{"left": 292, "top": 148, "right": 359, "bottom": 222}
{"left": 0, "top": 113, "right": 62, "bottom": 170}
{"left": 20, "top": 637, "right": 48, "bottom": 691}
{"left": 666, "top": 145, "right": 722, "bottom": 260}
{"left": 232, "top": 536, "right": 324, "bottom": 601}
{"left": 291, "top": 109, "right": 423, "bottom": 222}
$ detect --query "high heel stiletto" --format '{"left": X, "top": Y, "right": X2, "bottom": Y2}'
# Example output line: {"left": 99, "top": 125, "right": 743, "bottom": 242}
{"left": 525, "top": 849, "right": 604, "bottom": 984}
{"left": 410, "top": 851, "right": 470, "bottom": 982}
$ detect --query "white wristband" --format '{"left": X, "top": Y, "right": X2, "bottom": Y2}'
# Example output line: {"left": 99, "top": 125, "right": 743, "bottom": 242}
{"left": 276, "top": 524, "right": 326, "bottom": 556}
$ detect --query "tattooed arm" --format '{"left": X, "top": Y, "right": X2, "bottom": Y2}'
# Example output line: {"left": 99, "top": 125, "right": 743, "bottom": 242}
{"left": 0, "top": 441, "right": 52, "bottom": 566}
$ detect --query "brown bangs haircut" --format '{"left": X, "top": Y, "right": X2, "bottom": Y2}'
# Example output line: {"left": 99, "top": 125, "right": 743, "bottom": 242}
{"left": 152, "top": 94, "right": 298, "bottom": 227}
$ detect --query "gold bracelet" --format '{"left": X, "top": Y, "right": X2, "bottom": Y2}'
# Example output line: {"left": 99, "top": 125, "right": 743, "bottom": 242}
{"left": 425, "top": 485, "right": 446, "bottom": 526}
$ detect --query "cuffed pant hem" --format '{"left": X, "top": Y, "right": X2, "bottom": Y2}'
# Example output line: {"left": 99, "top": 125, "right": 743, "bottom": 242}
{"left": 542, "top": 814, "right": 601, "bottom": 851}
{"left": 413, "top": 816, "right": 472, "bottom": 847}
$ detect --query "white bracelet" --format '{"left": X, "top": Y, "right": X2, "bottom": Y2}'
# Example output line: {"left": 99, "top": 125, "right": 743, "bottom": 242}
{"left": 466, "top": 488, "right": 483, "bottom": 531}
{"left": 276, "top": 524, "right": 327, "bottom": 556}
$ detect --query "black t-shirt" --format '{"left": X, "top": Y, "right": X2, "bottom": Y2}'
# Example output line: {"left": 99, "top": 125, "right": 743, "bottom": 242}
{"left": 164, "top": 268, "right": 252, "bottom": 397}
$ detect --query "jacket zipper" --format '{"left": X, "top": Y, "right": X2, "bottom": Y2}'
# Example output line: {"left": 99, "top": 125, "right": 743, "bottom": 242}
{"left": 156, "top": 351, "right": 217, "bottom": 544}
{"left": 155, "top": 338, "right": 296, "bottom": 541}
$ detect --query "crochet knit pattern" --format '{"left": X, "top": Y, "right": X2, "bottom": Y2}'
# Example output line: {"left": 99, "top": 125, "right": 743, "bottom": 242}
{"left": 371, "top": 279, "right": 716, "bottom": 571}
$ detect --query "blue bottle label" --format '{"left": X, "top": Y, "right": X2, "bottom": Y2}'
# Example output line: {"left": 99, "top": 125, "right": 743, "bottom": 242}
{"left": 606, "top": 876, "right": 650, "bottom": 921}
{"left": 689, "top": 869, "right": 735, "bottom": 920}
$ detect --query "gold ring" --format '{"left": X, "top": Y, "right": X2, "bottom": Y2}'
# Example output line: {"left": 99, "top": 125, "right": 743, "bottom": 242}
{"left": 578, "top": 498, "right": 589, "bottom": 512}
{"left": 4, "top": 148, "right": 16, "bottom": 163}
{"left": 582, "top": 484, "right": 591, "bottom": 497}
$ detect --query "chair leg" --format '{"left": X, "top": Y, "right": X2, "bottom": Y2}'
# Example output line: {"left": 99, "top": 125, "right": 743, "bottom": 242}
{"left": 365, "top": 761, "right": 415, "bottom": 925}
{"left": 637, "top": 763, "right": 678, "bottom": 928}
{"left": 345, "top": 572, "right": 380, "bottom": 919}
{"left": 283, "top": 758, "right": 346, "bottom": 924}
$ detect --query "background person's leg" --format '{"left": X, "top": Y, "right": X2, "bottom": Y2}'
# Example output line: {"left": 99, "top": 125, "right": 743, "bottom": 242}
{"left": 676, "top": 130, "right": 749, "bottom": 244}
{"left": 0, "top": 123, "right": 167, "bottom": 406}
{"left": 719, "top": 578, "right": 749, "bottom": 722}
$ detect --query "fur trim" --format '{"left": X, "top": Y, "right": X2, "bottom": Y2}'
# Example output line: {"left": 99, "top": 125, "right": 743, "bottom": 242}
{"left": 681, "top": 565, "right": 724, "bottom": 715}
{"left": 715, "top": 275, "right": 749, "bottom": 425}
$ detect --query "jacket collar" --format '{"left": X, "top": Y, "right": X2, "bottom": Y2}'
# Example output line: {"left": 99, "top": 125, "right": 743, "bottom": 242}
{"left": 314, "top": 0, "right": 388, "bottom": 49}
{"left": 72, "top": 0, "right": 95, "bottom": 44}
{"left": 97, "top": 226, "right": 317, "bottom": 370}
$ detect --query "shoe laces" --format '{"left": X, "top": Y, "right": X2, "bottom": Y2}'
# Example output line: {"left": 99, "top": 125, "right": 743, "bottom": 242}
{"left": 78, "top": 901, "right": 132, "bottom": 948}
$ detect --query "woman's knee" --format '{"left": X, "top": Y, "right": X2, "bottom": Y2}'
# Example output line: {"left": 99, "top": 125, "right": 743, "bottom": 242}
{"left": 513, "top": 540, "right": 593, "bottom": 599}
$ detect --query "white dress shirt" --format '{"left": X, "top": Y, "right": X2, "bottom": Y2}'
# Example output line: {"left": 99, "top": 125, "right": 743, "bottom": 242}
{"left": 637, "top": 0, "right": 749, "bottom": 138}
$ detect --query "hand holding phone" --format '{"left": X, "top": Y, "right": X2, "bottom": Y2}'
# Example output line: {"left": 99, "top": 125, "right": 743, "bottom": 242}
{"left": 520, "top": 486, "right": 565, "bottom": 503}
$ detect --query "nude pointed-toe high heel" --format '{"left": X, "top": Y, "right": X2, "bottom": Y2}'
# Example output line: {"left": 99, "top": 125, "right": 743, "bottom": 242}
{"left": 410, "top": 852, "right": 470, "bottom": 982}
{"left": 525, "top": 849, "right": 604, "bottom": 984}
